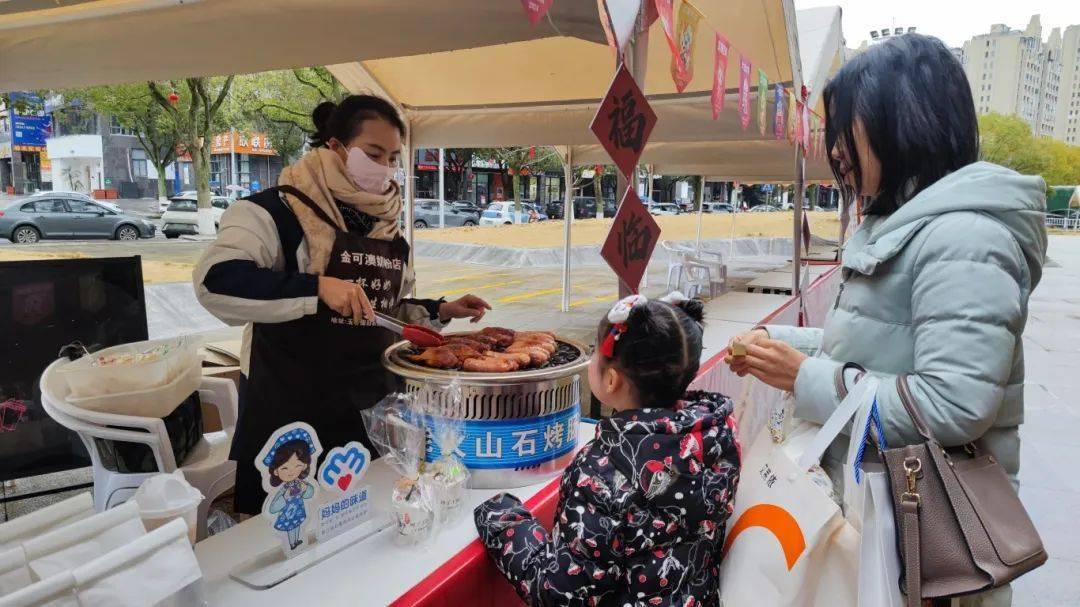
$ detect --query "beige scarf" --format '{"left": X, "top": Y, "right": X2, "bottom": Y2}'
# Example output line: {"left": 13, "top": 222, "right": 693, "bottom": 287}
{"left": 277, "top": 147, "right": 402, "bottom": 274}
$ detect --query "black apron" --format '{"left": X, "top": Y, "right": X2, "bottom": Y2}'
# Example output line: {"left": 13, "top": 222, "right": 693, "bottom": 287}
{"left": 231, "top": 185, "right": 410, "bottom": 515}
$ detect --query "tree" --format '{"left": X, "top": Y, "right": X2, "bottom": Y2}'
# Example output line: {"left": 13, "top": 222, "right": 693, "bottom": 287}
{"left": 1040, "top": 138, "right": 1080, "bottom": 187}
{"left": 66, "top": 83, "right": 180, "bottom": 202}
{"left": 230, "top": 67, "right": 347, "bottom": 164}
{"left": 149, "top": 77, "right": 234, "bottom": 234}
{"left": 476, "top": 147, "right": 563, "bottom": 221}
{"left": 978, "top": 113, "right": 1050, "bottom": 177}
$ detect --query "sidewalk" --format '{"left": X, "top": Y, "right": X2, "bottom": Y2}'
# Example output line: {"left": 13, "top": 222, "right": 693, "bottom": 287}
{"left": 1012, "top": 235, "right": 1080, "bottom": 606}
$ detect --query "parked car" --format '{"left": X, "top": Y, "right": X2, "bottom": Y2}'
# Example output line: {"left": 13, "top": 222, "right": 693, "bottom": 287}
{"left": 0, "top": 196, "right": 155, "bottom": 243}
{"left": 450, "top": 200, "right": 483, "bottom": 216}
{"left": 31, "top": 190, "right": 123, "bottom": 214}
{"left": 676, "top": 199, "right": 695, "bottom": 213}
{"left": 749, "top": 204, "right": 781, "bottom": 213}
{"left": 563, "top": 197, "right": 617, "bottom": 219}
{"left": 702, "top": 202, "right": 734, "bottom": 213}
{"left": 646, "top": 202, "right": 680, "bottom": 216}
{"left": 411, "top": 199, "right": 480, "bottom": 229}
{"left": 479, "top": 202, "right": 543, "bottom": 226}
{"left": 161, "top": 195, "right": 231, "bottom": 238}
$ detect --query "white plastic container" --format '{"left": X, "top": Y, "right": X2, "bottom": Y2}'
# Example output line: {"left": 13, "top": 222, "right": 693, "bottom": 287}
{"left": 132, "top": 471, "right": 204, "bottom": 545}
{"left": 57, "top": 336, "right": 202, "bottom": 400}
{"left": 66, "top": 362, "right": 202, "bottom": 418}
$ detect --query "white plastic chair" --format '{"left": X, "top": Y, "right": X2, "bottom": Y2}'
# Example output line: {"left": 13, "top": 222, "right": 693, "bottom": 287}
{"left": 660, "top": 240, "right": 688, "bottom": 291}
{"left": 39, "top": 359, "right": 237, "bottom": 541}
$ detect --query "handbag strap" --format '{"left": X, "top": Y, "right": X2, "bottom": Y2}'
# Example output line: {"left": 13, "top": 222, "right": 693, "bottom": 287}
{"left": 895, "top": 375, "right": 935, "bottom": 442}
{"left": 902, "top": 495, "right": 922, "bottom": 607}
{"left": 275, "top": 185, "right": 343, "bottom": 232}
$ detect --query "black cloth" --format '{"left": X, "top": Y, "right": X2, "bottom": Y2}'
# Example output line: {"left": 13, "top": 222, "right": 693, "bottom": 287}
{"left": 228, "top": 185, "right": 410, "bottom": 515}
{"left": 335, "top": 201, "right": 377, "bottom": 236}
{"left": 474, "top": 392, "right": 740, "bottom": 607}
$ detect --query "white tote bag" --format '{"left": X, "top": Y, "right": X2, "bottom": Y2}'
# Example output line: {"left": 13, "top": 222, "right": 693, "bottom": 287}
{"left": 73, "top": 518, "right": 204, "bottom": 607}
{"left": 22, "top": 501, "right": 145, "bottom": 581}
{"left": 720, "top": 377, "right": 879, "bottom": 607}
{"left": 0, "top": 493, "right": 93, "bottom": 552}
{"left": 843, "top": 395, "right": 904, "bottom": 607}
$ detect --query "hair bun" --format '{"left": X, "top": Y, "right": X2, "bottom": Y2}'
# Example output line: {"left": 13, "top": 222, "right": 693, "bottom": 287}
{"left": 310, "top": 101, "right": 337, "bottom": 147}
{"left": 675, "top": 298, "right": 705, "bottom": 324}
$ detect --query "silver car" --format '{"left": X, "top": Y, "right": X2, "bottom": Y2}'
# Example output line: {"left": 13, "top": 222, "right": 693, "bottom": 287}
{"left": 411, "top": 199, "right": 480, "bottom": 229}
{"left": 0, "top": 196, "right": 156, "bottom": 244}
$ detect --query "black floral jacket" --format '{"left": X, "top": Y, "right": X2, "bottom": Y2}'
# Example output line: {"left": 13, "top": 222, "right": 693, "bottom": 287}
{"left": 474, "top": 392, "right": 740, "bottom": 607}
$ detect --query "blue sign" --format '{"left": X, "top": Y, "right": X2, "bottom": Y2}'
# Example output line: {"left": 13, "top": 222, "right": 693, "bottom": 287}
{"left": 12, "top": 115, "right": 52, "bottom": 148}
{"left": 251, "top": 181, "right": 261, "bottom": 191}
{"left": 418, "top": 407, "right": 580, "bottom": 470}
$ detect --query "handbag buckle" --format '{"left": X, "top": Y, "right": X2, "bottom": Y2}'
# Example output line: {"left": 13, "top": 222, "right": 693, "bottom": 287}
{"left": 902, "top": 457, "right": 921, "bottom": 506}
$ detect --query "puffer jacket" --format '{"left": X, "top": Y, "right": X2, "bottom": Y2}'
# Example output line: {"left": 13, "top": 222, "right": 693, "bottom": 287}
{"left": 768, "top": 161, "right": 1047, "bottom": 486}
{"left": 474, "top": 392, "right": 740, "bottom": 607}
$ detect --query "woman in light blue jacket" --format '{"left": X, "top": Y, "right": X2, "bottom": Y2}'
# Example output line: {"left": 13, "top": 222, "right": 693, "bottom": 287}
{"left": 729, "top": 34, "right": 1046, "bottom": 606}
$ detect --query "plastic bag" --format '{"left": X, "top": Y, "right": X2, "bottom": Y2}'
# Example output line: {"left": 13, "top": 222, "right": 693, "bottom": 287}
{"left": 57, "top": 336, "right": 202, "bottom": 399}
{"left": 206, "top": 509, "right": 237, "bottom": 537}
{"left": 361, "top": 393, "right": 435, "bottom": 546}
{"left": 418, "top": 381, "right": 470, "bottom": 525}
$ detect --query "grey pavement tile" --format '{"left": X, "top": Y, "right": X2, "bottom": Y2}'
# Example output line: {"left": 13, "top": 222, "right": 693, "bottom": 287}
{"left": 1019, "top": 386, "right": 1080, "bottom": 447}
{"left": 1021, "top": 350, "right": 1080, "bottom": 389}
{"left": 1020, "top": 441, "right": 1080, "bottom": 494}
{"left": 1011, "top": 557, "right": 1080, "bottom": 607}
{"left": 1018, "top": 485, "right": 1080, "bottom": 563}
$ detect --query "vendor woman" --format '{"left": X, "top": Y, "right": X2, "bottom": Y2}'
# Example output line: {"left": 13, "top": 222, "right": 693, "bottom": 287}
{"left": 194, "top": 95, "right": 490, "bottom": 514}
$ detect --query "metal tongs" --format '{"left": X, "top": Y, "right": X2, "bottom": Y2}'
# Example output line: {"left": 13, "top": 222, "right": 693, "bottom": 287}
{"left": 374, "top": 311, "right": 445, "bottom": 347}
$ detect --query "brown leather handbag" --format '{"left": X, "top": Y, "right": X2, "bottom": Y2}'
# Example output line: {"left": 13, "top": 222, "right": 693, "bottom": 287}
{"left": 882, "top": 376, "right": 1047, "bottom": 606}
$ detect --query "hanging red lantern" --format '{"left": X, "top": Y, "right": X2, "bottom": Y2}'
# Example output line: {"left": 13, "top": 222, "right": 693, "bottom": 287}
{"left": 167, "top": 91, "right": 179, "bottom": 106}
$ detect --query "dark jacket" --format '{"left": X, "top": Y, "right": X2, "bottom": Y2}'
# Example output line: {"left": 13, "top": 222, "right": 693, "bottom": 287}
{"left": 475, "top": 392, "right": 740, "bottom": 607}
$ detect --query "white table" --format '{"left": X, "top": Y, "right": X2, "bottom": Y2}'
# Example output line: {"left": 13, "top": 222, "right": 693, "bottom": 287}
{"left": 697, "top": 291, "right": 792, "bottom": 364}
{"left": 195, "top": 423, "right": 597, "bottom": 606}
{"left": 745, "top": 265, "right": 834, "bottom": 295}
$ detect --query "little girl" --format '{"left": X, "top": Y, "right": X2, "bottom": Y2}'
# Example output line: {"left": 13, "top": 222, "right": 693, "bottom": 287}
{"left": 475, "top": 293, "right": 740, "bottom": 607}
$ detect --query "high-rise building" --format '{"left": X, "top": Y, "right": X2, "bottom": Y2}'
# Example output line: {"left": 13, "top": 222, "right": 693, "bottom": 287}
{"left": 1053, "top": 25, "right": 1080, "bottom": 144}
{"left": 961, "top": 15, "right": 1078, "bottom": 142}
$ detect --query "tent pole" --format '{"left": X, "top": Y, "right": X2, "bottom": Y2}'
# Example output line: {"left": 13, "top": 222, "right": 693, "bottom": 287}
{"left": 617, "top": 1, "right": 650, "bottom": 298}
{"left": 405, "top": 126, "right": 415, "bottom": 292}
{"left": 695, "top": 176, "right": 705, "bottom": 250}
{"left": 561, "top": 147, "right": 574, "bottom": 313}
{"left": 792, "top": 146, "right": 805, "bottom": 298}
{"left": 438, "top": 148, "right": 445, "bottom": 229}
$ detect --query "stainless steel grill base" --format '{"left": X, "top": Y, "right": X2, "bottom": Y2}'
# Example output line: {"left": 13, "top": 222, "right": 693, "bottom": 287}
{"left": 384, "top": 337, "right": 590, "bottom": 489}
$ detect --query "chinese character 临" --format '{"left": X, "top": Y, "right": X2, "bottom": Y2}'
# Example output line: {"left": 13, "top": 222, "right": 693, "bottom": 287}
{"left": 512, "top": 430, "right": 537, "bottom": 457}
{"left": 476, "top": 432, "right": 502, "bottom": 458}
{"left": 544, "top": 422, "right": 564, "bottom": 451}
{"left": 617, "top": 214, "right": 653, "bottom": 267}
{"left": 607, "top": 90, "right": 646, "bottom": 153}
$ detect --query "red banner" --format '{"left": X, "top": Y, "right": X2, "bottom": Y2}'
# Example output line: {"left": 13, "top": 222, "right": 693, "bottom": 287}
{"left": 738, "top": 55, "right": 752, "bottom": 131}
{"left": 654, "top": 0, "right": 677, "bottom": 59}
{"left": 711, "top": 34, "right": 730, "bottom": 119}
{"left": 590, "top": 63, "right": 657, "bottom": 178}
{"left": 601, "top": 189, "right": 660, "bottom": 293}
{"left": 795, "top": 100, "right": 805, "bottom": 146}
{"left": 520, "top": 0, "right": 554, "bottom": 25}
{"left": 670, "top": 0, "right": 702, "bottom": 93}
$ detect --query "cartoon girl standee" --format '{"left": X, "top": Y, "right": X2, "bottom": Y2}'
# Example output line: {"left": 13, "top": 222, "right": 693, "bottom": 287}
{"left": 256, "top": 424, "right": 323, "bottom": 553}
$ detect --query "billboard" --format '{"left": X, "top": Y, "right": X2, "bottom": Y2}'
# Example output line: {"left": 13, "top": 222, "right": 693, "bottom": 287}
{"left": 12, "top": 114, "right": 52, "bottom": 151}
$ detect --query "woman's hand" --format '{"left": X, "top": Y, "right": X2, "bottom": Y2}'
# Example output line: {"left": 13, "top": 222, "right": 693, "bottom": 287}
{"left": 439, "top": 295, "right": 492, "bottom": 323}
{"left": 725, "top": 328, "right": 769, "bottom": 375}
{"left": 318, "top": 276, "right": 374, "bottom": 325}
{"left": 738, "top": 338, "right": 808, "bottom": 393}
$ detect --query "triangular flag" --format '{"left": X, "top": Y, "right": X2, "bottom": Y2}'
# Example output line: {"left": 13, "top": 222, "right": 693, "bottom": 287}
{"left": 520, "top": 0, "right": 554, "bottom": 26}
{"left": 602, "top": 0, "right": 640, "bottom": 55}
{"left": 773, "top": 82, "right": 786, "bottom": 140}
{"left": 654, "top": 0, "right": 678, "bottom": 60}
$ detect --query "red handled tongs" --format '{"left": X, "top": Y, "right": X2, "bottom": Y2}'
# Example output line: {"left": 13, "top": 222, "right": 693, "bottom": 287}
{"left": 374, "top": 311, "right": 445, "bottom": 347}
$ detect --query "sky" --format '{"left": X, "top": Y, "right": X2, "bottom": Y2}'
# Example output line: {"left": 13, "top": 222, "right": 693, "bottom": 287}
{"left": 794, "top": 0, "right": 1080, "bottom": 48}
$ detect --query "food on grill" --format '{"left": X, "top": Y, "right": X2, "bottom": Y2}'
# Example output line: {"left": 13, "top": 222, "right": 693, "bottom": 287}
{"left": 403, "top": 328, "right": 571, "bottom": 372}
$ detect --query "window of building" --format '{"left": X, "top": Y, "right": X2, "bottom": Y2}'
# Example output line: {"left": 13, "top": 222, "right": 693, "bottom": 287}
{"left": 110, "top": 116, "right": 134, "bottom": 136}
{"left": 131, "top": 148, "right": 148, "bottom": 178}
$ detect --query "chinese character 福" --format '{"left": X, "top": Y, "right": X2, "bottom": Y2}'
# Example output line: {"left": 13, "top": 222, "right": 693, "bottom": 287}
{"left": 607, "top": 90, "right": 647, "bottom": 153}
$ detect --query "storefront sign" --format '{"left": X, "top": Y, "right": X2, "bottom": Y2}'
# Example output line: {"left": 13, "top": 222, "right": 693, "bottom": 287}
{"left": 601, "top": 189, "right": 660, "bottom": 292}
{"left": 12, "top": 114, "right": 51, "bottom": 149}
{"left": 711, "top": 33, "right": 730, "bottom": 119}
{"left": 419, "top": 406, "right": 580, "bottom": 470}
{"left": 210, "top": 132, "right": 275, "bottom": 155}
{"left": 590, "top": 63, "right": 657, "bottom": 179}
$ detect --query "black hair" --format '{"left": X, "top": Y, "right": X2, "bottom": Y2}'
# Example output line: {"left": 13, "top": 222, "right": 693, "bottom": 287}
{"left": 823, "top": 33, "right": 978, "bottom": 215}
{"left": 310, "top": 95, "right": 406, "bottom": 148}
{"left": 596, "top": 298, "right": 706, "bottom": 407}
{"left": 268, "top": 439, "right": 312, "bottom": 487}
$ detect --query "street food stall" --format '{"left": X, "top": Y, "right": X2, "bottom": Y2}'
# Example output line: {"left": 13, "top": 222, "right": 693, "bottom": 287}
{"left": 0, "top": 1, "right": 844, "bottom": 605}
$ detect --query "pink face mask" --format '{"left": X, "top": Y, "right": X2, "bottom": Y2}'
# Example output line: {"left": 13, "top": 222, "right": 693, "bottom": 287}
{"left": 343, "top": 146, "right": 397, "bottom": 194}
